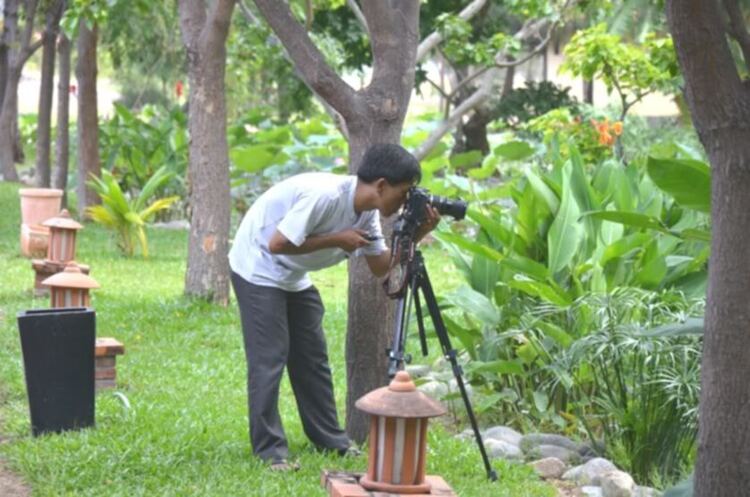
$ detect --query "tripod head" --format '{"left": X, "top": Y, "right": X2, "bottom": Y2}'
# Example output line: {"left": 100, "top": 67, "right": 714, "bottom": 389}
{"left": 383, "top": 187, "right": 467, "bottom": 299}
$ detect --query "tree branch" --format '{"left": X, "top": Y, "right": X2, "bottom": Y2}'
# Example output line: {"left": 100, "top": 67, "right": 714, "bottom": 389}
{"left": 178, "top": 0, "right": 207, "bottom": 49}
{"left": 346, "top": 0, "right": 369, "bottom": 38}
{"left": 251, "top": 0, "right": 357, "bottom": 117}
{"left": 416, "top": 0, "right": 488, "bottom": 62}
{"left": 239, "top": 1, "right": 349, "bottom": 139}
{"left": 413, "top": 79, "right": 492, "bottom": 160}
{"left": 20, "top": 0, "right": 40, "bottom": 55}
{"left": 721, "top": 0, "right": 750, "bottom": 73}
{"left": 204, "top": 0, "right": 236, "bottom": 50}
{"left": 447, "top": 18, "right": 553, "bottom": 107}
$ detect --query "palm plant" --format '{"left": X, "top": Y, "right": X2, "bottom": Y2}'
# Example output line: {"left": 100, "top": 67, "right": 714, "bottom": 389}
{"left": 87, "top": 166, "right": 179, "bottom": 257}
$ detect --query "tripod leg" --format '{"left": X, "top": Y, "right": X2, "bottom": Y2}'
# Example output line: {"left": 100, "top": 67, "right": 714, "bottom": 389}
{"left": 388, "top": 295, "right": 408, "bottom": 378}
{"left": 414, "top": 254, "right": 498, "bottom": 482}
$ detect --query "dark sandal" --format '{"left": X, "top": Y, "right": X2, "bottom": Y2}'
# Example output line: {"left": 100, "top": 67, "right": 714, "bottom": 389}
{"left": 269, "top": 459, "right": 300, "bottom": 472}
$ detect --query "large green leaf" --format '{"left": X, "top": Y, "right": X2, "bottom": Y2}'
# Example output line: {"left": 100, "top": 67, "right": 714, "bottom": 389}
{"left": 445, "top": 286, "right": 501, "bottom": 327}
{"left": 526, "top": 170, "right": 560, "bottom": 213}
{"left": 434, "top": 231, "right": 503, "bottom": 262}
{"left": 467, "top": 208, "right": 527, "bottom": 254}
{"left": 494, "top": 140, "right": 535, "bottom": 161}
{"left": 450, "top": 150, "right": 484, "bottom": 169}
{"left": 584, "top": 210, "right": 669, "bottom": 233}
{"left": 647, "top": 157, "right": 710, "bottom": 213}
{"left": 547, "top": 167, "right": 583, "bottom": 274}
{"left": 468, "top": 359, "right": 525, "bottom": 376}
{"left": 230, "top": 145, "right": 284, "bottom": 172}
{"left": 639, "top": 318, "right": 704, "bottom": 338}
{"left": 508, "top": 276, "right": 572, "bottom": 307}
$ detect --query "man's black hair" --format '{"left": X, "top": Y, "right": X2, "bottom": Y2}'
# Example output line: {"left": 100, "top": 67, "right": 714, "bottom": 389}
{"left": 357, "top": 143, "right": 422, "bottom": 185}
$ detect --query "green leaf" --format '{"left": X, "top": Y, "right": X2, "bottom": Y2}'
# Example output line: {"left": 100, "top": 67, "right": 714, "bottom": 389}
{"left": 584, "top": 210, "right": 668, "bottom": 233}
{"left": 548, "top": 167, "right": 583, "bottom": 274}
{"left": 230, "top": 145, "right": 283, "bottom": 172}
{"left": 537, "top": 321, "right": 573, "bottom": 348}
{"left": 647, "top": 157, "right": 710, "bottom": 213}
{"left": 639, "top": 318, "right": 704, "bottom": 338}
{"left": 445, "top": 286, "right": 501, "bottom": 326}
{"left": 509, "top": 276, "right": 572, "bottom": 307}
{"left": 468, "top": 359, "right": 525, "bottom": 376}
{"left": 494, "top": 140, "right": 535, "bottom": 161}
{"left": 449, "top": 150, "right": 483, "bottom": 169}
{"left": 434, "top": 231, "right": 503, "bottom": 262}
{"left": 526, "top": 170, "right": 560, "bottom": 213}
{"left": 533, "top": 391, "right": 549, "bottom": 413}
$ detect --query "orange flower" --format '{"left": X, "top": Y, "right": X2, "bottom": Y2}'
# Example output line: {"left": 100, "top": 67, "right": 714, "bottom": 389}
{"left": 598, "top": 131, "right": 614, "bottom": 146}
{"left": 612, "top": 121, "right": 623, "bottom": 136}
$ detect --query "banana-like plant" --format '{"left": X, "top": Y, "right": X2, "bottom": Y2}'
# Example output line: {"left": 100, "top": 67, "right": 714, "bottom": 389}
{"left": 87, "top": 166, "right": 179, "bottom": 257}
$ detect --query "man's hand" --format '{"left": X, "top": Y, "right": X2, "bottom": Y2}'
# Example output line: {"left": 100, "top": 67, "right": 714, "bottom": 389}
{"left": 415, "top": 205, "right": 441, "bottom": 243}
{"left": 334, "top": 229, "right": 371, "bottom": 252}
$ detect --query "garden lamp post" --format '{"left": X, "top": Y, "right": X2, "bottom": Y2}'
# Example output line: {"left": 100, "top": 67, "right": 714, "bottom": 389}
{"left": 42, "top": 262, "right": 100, "bottom": 308}
{"left": 31, "top": 210, "right": 89, "bottom": 296}
{"left": 355, "top": 370, "right": 447, "bottom": 494}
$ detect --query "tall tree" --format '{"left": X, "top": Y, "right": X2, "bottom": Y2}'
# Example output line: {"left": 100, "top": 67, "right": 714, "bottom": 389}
{"left": 76, "top": 19, "right": 100, "bottom": 213}
{"left": 54, "top": 33, "right": 72, "bottom": 205}
{"left": 665, "top": 1, "right": 750, "bottom": 495}
{"left": 178, "top": 0, "right": 236, "bottom": 304}
{"left": 0, "top": 0, "right": 42, "bottom": 182}
{"left": 36, "top": 0, "right": 66, "bottom": 187}
{"left": 250, "top": 0, "right": 420, "bottom": 441}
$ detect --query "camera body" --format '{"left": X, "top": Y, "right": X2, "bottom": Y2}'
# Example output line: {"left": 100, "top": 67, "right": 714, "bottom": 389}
{"left": 401, "top": 187, "right": 467, "bottom": 229}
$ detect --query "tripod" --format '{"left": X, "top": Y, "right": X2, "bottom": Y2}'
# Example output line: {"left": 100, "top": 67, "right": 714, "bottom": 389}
{"left": 386, "top": 249, "right": 498, "bottom": 482}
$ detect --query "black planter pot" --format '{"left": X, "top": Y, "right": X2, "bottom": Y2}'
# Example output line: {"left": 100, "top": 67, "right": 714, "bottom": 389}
{"left": 17, "top": 307, "right": 95, "bottom": 436}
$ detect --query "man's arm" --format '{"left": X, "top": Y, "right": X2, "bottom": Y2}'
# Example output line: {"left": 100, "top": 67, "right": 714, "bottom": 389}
{"left": 365, "top": 250, "right": 392, "bottom": 277}
{"left": 268, "top": 228, "right": 371, "bottom": 255}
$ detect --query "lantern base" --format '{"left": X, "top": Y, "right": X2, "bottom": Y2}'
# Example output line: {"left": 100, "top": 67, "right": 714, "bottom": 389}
{"left": 322, "top": 471, "right": 457, "bottom": 497}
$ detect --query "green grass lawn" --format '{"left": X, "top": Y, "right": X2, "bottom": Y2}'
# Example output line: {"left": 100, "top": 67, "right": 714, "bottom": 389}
{"left": 0, "top": 181, "right": 556, "bottom": 496}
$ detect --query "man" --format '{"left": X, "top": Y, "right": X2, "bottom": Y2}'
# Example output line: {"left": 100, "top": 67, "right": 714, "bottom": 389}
{"left": 228, "top": 143, "right": 439, "bottom": 471}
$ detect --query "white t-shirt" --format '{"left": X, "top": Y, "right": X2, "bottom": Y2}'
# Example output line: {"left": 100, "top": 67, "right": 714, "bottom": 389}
{"left": 229, "top": 173, "right": 387, "bottom": 291}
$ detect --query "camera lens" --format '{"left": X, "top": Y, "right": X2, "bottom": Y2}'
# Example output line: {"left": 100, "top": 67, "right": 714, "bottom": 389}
{"left": 429, "top": 195, "right": 467, "bottom": 220}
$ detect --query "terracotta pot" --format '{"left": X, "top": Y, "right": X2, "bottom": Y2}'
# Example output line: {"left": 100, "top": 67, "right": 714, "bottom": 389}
{"left": 19, "top": 188, "right": 63, "bottom": 257}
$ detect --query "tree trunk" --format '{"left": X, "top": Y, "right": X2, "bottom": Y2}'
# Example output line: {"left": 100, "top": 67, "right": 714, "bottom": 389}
{"left": 345, "top": 123, "right": 408, "bottom": 443}
{"left": 54, "top": 34, "right": 71, "bottom": 206}
{"left": 35, "top": 3, "right": 63, "bottom": 188}
{"left": 76, "top": 20, "right": 100, "bottom": 214}
{"left": 666, "top": 2, "right": 750, "bottom": 495}
{"left": 583, "top": 78, "right": 593, "bottom": 104}
{"left": 179, "top": 0, "right": 235, "bottom": 305}
{"left": 0, "top": 66, "right": 21, "bottom": 181}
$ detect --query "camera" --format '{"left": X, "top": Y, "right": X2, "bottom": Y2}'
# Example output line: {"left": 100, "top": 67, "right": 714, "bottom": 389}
{"left": 401, "top": 186, "right": 467, "bottom": 227}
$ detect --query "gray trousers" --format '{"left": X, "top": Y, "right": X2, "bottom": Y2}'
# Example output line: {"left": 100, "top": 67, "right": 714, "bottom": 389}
{"left": 230, "top": 271, "right": 349, "bottom": 462}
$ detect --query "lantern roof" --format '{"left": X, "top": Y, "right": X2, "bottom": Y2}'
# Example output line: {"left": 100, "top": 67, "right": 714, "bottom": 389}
{"left": 355, "top": 370, "right": 446, "bottom": 418}
{"left": 42, "top": 209, "right": 83, "bottom": 230}
{"left": 42, "top": 262, "right": 100, "bottom": 289}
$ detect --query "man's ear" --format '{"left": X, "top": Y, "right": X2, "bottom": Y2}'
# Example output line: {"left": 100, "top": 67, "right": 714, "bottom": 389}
{"left": 374, "top": 177, "right": 387, "bottom": 195}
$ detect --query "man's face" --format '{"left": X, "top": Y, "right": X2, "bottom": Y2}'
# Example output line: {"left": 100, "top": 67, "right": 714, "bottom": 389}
{"left": 378, "top": 180, "right": 413, "bottom": 217}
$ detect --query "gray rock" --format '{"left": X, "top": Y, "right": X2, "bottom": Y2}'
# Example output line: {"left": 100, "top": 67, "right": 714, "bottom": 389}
{"left": 530, "top": 457, "right": 567, "bottom": 479}
{"left": 581, "top": 487, "right": 604, "bottom": 497}
{"left": 484, "top": 438, "right": 522, "bottom": 460}
{"left": 406, "top": 364, "right": 431, "bottom": 378}
{"left": 520, "top": 433, "right": 581, "bottom": 454}
{"left": 634, "top": 486, "right": 661, "bottom": 497}
{"left": 562, "top": 458, "right": 618, "bottom": 485}
{"left": 526, "top": 444, "right": 579, "bottom": 464}
{"left": 417, "top": 380, "right": 448, "bottom": 399}
{"left": 601, "top": 470, "right": 635, "bottom": 497}
{"left": 483, "top": 426, "right": 523, "bottom": 447}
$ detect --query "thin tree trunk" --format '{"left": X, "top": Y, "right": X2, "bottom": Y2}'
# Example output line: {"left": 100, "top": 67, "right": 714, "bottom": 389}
{"left": 76, "top": 20, "right": 100, "bottom": 214}
{"left": 583, "top": 78, "right": 593, "bottom": 104}
{"left": 54, "top": 33, "right": 71, "bottom": 206}
{"left": 179, "top": 0, "right": 235, "bottom": 305}
{"left": 666, "top": 1, "right": 750, "bottom": 495}
{"left": 0, "top": 67, "right": 21, "bottom": 181}
{"left": 35, "top": 2, "right": 64, "bottom": 187}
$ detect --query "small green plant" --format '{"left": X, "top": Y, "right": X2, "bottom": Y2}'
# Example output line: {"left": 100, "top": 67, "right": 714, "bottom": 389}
{"left": 86, "top": 167, "right": 178, "bottom": 257}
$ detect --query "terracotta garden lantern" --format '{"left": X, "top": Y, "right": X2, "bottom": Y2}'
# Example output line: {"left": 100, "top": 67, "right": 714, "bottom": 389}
{"left": 42, "top": 262, "right": 100, "bottom": 308}
{"left": 43, "top": 209, "right": 82, "bottom": 263}
{"left": 355, "top": 370, "right": 447, "bottom": 494}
